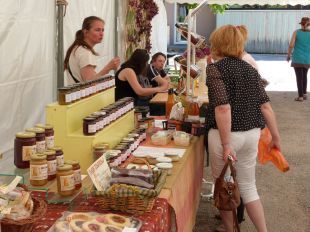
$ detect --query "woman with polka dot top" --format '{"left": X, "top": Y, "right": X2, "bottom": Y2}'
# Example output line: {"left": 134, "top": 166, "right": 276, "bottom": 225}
{"left": 206, "top": 25, "right": 281, "bottom": 232}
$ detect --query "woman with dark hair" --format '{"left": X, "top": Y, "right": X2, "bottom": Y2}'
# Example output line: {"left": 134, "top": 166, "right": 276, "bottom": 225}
{"left": 287, "top": 17, "right": 310, "bottom": 102}
{"left": 64, "top": 16, "right": 120, "bottom": 85}
{"left": 115, "top": 49, "right": 168, "bottom": 105}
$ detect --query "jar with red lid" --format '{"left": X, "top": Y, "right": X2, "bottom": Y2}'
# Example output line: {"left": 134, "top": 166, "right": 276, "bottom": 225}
{"left": 26, "top": 127, "right": 46, "bottom": 153}
{"left": 65, "top": 160, "right": 82, "bottom": 190}
{"left": 51, "top": 146, "right": 64, "bottom": 166}
{"left": 35, "top": 123, "right": 55, "bottom": 149}
{"left": 14, "top": 132, "right": 37, "bottom": 169}
{"left": 44, "top": 150, "right": 57, "bottom": 180}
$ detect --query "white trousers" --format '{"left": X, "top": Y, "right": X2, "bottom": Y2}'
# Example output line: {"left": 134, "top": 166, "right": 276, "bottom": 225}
{"left": 208, "top": 128, "right": 261, "bottom": 204}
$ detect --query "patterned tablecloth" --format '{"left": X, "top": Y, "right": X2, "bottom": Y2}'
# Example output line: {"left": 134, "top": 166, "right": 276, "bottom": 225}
{"left": 32, "top": 191, "right": 170, "bottom": 232}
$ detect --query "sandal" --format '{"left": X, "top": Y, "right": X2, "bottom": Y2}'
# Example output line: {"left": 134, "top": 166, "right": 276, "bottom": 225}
{"left": 303, "top": 94, "right": 307, "bottom": 100}
{"left": 294, "top": 97, "right": 304, "bottom": 102}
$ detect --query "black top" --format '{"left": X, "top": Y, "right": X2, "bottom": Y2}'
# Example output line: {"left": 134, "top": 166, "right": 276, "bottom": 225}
{"left": 115, "top": 66, "right": 138, "bottom": 104}
{"left": 206, "top": 57, "right": 269, "bottom": 132}
{"left": 146, "top": 64, "right": 167, "bottom": 87}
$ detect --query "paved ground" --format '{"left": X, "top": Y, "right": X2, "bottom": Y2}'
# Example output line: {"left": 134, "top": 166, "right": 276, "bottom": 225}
{"left": 193, "top": 54, "right": 310, "bottom": 232}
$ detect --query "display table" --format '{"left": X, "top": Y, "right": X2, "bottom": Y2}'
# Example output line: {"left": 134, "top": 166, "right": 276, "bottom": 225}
{"left": 140, "top": 135, "right": 205, "bottom": 231}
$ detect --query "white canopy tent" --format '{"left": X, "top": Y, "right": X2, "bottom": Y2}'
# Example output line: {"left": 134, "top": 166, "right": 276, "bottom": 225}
{"left": 165, "top": 0, "right": 310, "bottom": 4}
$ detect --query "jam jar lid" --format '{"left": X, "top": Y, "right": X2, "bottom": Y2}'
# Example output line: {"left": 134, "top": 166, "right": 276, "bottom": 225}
{"left": 44, "top": 150, "right": 56, "bottom": 156}
{"left": 15, "top": 131, "right": 36, "bottom": 138}
{"left": 83, "top": 116, "right": 96, "bottom": 121}
{"left": 50, "top": 146, "right": 63, "bottom": 151}
{"left": 57, "top": 164, "right": 73, "bottom": 171}
{"left": 25, "top": 127, "right": 45, "bottom": 134}
{"left": 31, "top": 154, "right": 47, "bottom": 160}
{"left": 35, "top": 123, "right": 54, "bottom": 129}
{"left": 65, "top": 160, "right": 79, "bottom": 165}
{"left": 93, "top": 143, "right": 109, "bottom": 150}
{"left": 58, "top": 86, "right": 71, "bottom": 91}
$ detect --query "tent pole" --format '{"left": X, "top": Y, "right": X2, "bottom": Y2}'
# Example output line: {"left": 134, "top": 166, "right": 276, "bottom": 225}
{"left": 57, "top": 5, "right": 64, "bottom": 89}
{"left": 114, "top": 0, "right": 119, "bottom": 57}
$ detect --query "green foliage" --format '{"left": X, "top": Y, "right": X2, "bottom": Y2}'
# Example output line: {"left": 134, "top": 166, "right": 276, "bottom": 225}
{"left": 209, "top": 4, "right": 229, "bottom": 14}
{"left": 186, "top": 3, "right": 198, "bottom": 9}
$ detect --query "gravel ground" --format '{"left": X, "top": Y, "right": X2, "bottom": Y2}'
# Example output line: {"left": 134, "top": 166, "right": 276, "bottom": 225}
{"left": 194, "top": 91, "right": 310, "bottom": 232}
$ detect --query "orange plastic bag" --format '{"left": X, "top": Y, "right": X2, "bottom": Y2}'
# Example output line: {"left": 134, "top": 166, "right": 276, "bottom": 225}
{"left": 258, "top": 128, "right": 289, "bottom": 172}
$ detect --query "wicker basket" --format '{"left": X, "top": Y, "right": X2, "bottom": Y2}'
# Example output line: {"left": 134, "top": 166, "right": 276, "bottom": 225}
{"left": 0, "top": 185, "right": 47, "bottom": 232}
{"left": 93, "top": 159, "right": 167, "bottom": 215}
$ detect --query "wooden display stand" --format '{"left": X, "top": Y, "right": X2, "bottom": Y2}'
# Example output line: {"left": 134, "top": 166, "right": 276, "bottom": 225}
{"left": 45, "top": 88, "right": 135, "bottom": 173}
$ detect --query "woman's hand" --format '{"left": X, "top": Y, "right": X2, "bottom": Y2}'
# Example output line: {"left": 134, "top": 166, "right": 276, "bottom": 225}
{"left": 106, "top": 57, "right": 120, "bottom": 71}
{"left": 222, "top": 144, "right": 237, "bottom": 162}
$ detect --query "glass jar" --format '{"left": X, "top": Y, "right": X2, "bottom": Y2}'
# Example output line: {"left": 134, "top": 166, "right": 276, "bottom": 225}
{"left": 45, "top": 150, "right": 57, "bottom": 180}
{"left": 26, "top": 127, "right": 46, "bottom": 153}
{"left": 93, "top": 143, "right": 109, "bottom": 161}
{"left": 83, "top": 117, "right": 97, "bottom": 135}
{"left": 50, "top": 146, "right": 64, "bottom": 167}
{"left": 65, "top": 160, "right": 82, "bottom": 190}
{"left": 187, "top": 96, "right": 200, "bottom": 122}
{"left": 30, "top": 154, "right": 48, "bottom": 186}
{"left": 14, "top": 132, "right": 36, "bottom": 169}
{"left": 56, "top": 164, "right": 75, "bottom": 196}
{"left": 58, "top": 86, "right": 72, "bottom": 105}
{"left": 35, "top": 124, "right": 55, "bottom": 149}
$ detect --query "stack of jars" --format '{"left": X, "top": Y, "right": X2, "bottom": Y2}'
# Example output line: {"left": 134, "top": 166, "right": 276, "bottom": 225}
{"left": 58, "top": 75, "right": 115, "bottom": 105}
{"left": 83, "top": 97, "right": 134, "bottom": 136}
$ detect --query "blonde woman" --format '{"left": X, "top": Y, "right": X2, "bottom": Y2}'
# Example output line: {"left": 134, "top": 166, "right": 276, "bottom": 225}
{"left": 206, "top": 25, "right": 281, "bottom": 232}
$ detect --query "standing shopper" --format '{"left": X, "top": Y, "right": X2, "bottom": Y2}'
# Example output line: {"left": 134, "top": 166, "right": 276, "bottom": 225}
{"left": 287, "top": 17, "right": 310, "bottom": 102}
{"left": 64, "top": 16, "right": 120, "bottom": 85}
{"left": 206, "top": 25, "right": 281, "bottom": 232}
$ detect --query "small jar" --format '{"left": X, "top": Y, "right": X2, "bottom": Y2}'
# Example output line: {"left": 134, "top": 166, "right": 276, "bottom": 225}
{"left": 56, "top": 164, "right": 75, "bottom": 196}
{"left": 26, "top": 127, "right": 46, "bottom": 153}
{"left": 58, "top": 86, "right": 72, "bottom": 105}
{"left": 35, "top": 124, "right": 55, "bottom": 149}
{"left": 30, "top": 154, "right": 48, "bottom": 186}
{"left": 83, "top": 117, "right": 96, "bottom": 135}
{"left": 14, "top": 132, "right": 36, "bottom": 169}
{"left": 45, "top": 150, "right": 57, "bottom": 180}
{"left": 51, "top": 146, "right": 64, "bottom": 166}
{"left": 93, "top": 143, "right": 109, "bottom": 161}
{"left": 65, "top": 160, "right": 82, "bottom": 190}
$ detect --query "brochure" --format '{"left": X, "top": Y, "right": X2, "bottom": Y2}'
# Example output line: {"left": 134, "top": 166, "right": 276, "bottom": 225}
{"left": 87, "top": 155, "right": 111, "bottom": 191}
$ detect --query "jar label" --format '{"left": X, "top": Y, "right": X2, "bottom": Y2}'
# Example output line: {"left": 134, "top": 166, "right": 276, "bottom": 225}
{"left": 65, "top": 94, "right": 71, "bottom": 103}
{"left": 187, "top": 115, "right": 200, "bottom": 122}
{"left": 22, "top": 145, "right": 36, "bottom": 161}
{"left": 56, "top": 155, "right": 64, "bottom": 166}
{"left": 74, "top": 169, "right": 82, "bottom": 185}
{"left": 88, "top": 124, "right": 96, "bottom": 133}
{"left": 48, "top": 159, "right": 57, "bottom": 175}
{"left": 46, "top": 136, "right": 54, "bottom": 149}
{"left": 30, "top": 164, "right": 48, "bottom": 180}
{"left": 60, "top": 174, "right": 75, "bottom": 191}
{"left": 36, "top": 140, "right": 46, "bottom": 153}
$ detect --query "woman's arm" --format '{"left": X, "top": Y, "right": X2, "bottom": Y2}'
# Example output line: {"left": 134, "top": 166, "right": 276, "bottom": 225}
{"left": 119, "top": 68, "right": 168, "bottom": 96}
{"left": 287, "top": 31, "right": 296, "bottom": 61}
{"left": 80, "top": 57, "right": 120, "bottom": 81}
{"left": 261, "top": 102, "right": 281, "bottom": 151}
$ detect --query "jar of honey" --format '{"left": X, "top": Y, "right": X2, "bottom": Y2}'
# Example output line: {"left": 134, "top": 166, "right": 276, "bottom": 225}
{"left": 14, "top": 132, "right": 36, "bottom": 169}
{"left": 26, "top": 127, "right": 46, "bottom": 153}
{"left": 58, "top": 86, "right": 72, "bottom": 105}
{"left": 51, "top": 146, "right": 64, "bottom": 166}
{"left": 45, "top": 150, "right": 57, "bottom": 180}
{"left": 56, "top": 164, "right": 75, "bottom": 196}
{"left": 30, "top": 154, "right": 48, "bottom": 186}
{"left": 35, "top": 124, "right": 55, "bottom": 149}
{"left": 65, "top": 160, "right": 82, "bottom": 190}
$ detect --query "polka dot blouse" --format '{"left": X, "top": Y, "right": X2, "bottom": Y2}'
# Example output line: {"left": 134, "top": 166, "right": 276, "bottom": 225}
{"left": 206, "top": 57, "right": 269, "bottom": 132}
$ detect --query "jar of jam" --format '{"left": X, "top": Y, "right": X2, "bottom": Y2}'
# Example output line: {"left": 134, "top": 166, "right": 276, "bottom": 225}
{"left": 30, "top": 154, "right": 48, "bottom": 186}
{"left": 14, "top": 132, "right": 36, "bottom": 169}
{"left": 44, "top": 150, "right": 57, "bottom": 180}
{"left": 26, "top": 127, "right": 46, "bottom": 153}
{"left": 93, "top": 143, "right": 109, "bottom": 160}
{"left": 58, "top": 86, "right": 72, "bottom": 105}
{"left": 51, "top": 146, "right": 64, "bottom": 167}
{"left": 65, "top": 160, "right": 82, "bottom": 190}
{"left": 83, "top": 117, "right": 96, "bottom": 135}
{"left": 56, "top": 164, "right": 75, "bottom": 196}
{"left": 35, "top": 124, "right": 55, "bottom": 149}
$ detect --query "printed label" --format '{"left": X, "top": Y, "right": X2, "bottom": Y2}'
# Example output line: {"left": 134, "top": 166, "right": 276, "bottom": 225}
{"left": 30, "top": 164, "right": 48, "bottom": 180}
{"left": 36, "top": 140, "right": 46, "bottom": 153}
{"left": 187, "top": 115, "right": 200, "bottom": 122}
{"left": 56, "top": 155, "right": 64, "bottom": 166}
{"left": 60, "top": 174, "right": 75, "bottom": 191}
{"left": 46, "top": 136, "right": 54, "bottom": 149}
{"left": 22, "top": 145, "right": 36, "bottom": 161}
{"left": 47, "top": 159, "right": 57, "bottom": 175}
{"left": 65, "top": 94, "right": 71, "bottom": 103}
{"left": 74, "top": 169, "right": 82, "bottom": 185}
{"left": 88, "top": 124, "right": 96, "bottom": 133}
